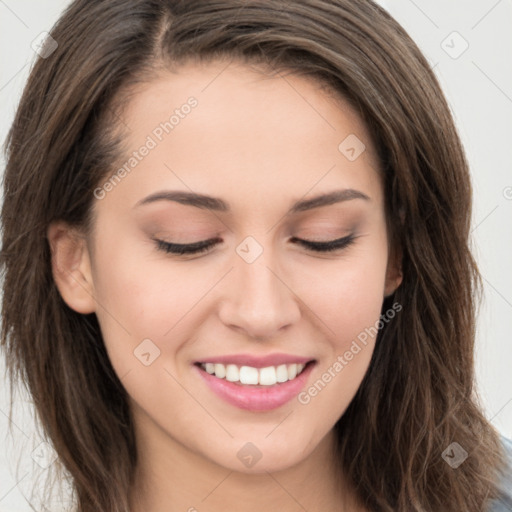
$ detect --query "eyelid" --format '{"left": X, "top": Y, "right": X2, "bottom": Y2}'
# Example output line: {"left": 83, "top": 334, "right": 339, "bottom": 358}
{"left": 152, "top": 234, "right": 356, "bottom": 256}
{"left": 152, "top": 237, "right": 220, "bottom": 256}
{"left": 290, "top": 234, "right": 356, "bottom": 252}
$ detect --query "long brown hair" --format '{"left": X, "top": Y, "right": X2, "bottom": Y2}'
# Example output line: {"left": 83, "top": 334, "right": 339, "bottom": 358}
{"left": 1, "top": 1, "right": 507, "bottom": 510}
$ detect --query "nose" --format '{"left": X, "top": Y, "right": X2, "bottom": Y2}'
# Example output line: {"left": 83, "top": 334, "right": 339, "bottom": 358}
{"left": 218, "top": 248, "right": 301, "bottom": 340}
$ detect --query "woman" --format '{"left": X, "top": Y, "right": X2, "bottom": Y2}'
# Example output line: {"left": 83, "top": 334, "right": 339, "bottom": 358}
{"left": 1, "top": 1, "right": 511, "bottom": 511}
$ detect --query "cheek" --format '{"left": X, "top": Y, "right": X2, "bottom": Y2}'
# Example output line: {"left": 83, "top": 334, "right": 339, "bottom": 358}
{"left": 331, "top": 261, "right": 387, "bottom": 343}
{"left": 295, "top": 257, "right": 388, "bottom": 427}
{"left": 89, "top": 231, "right": 204, "bottom": 376}
{"left": 301, "top": 241, "right": 389, "bottom": 346}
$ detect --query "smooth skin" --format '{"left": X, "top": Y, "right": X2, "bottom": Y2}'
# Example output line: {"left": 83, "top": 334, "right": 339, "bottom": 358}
{"left": 48, "top": 60, "right": 402, "bottom": 512}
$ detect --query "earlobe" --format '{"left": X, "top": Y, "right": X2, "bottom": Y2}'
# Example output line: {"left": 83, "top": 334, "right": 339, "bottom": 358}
{"left": 47, "top": 221, "right": 96, "bottom": 314}
{"left": 384, "top": 269, "right": 403, "bottom": 297}
{"left": 384, "top": 246, "right": 403, "bottom": 298}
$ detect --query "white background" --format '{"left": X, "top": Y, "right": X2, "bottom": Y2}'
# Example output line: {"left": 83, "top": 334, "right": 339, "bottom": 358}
{"left": 1, "top": 1, "right": 511, "bottom": 510}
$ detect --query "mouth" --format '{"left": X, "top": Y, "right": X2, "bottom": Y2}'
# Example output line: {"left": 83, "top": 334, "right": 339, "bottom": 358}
{"left": 196, "top": 361, "right": 310, "bottom": 386}
{"left": 194, "top": 357, "right": 316, "bottom": 411}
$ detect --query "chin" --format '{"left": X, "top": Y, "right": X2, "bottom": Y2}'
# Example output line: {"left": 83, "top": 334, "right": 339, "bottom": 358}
{"left": 200, "top": 433, "right": 321, "bottom": 475}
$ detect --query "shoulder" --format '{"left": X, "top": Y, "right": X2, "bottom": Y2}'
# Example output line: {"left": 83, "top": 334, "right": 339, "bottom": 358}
{"left": 487, "top": 435, "right": 512, "bottom": 511}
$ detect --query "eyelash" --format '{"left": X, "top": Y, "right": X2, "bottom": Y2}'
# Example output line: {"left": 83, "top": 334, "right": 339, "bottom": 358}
{"left": 153, "top": 234, "right": 356, "bottom": 256}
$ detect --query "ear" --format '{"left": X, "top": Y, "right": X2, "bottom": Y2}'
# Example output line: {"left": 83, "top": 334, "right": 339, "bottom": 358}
{"left": 384, "top": 244, "right": 403, "bottom": 298}
{"left": 47, "top": 221, "right": 96, "bottom": 314}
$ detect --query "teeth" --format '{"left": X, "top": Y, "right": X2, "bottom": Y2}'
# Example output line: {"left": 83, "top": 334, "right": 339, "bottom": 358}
{"left": 225, "top": 364, "right": 239, "bottom": 382}
{"left": 239, "top": 366, "right": 259, "bottom": 385}
{"left": 201, "top": 362, "right": 308, "bottom": 385}
{"left": 276, "top": 364, "right": 289, "bottom": 383}
{"left": 259, "top": 366, "right": 276, "bottom": 386}
{"left": 214, "top": 363, "right": 226, "bottom": 379}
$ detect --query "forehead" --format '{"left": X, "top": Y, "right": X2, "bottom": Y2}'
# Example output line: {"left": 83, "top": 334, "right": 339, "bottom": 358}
{"left": 96, "top": 60, "right": 383, "bottom": 218}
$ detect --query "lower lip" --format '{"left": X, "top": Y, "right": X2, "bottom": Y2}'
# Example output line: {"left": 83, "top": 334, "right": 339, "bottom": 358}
{"left": 195, "top": 362, "right": 315, "bottom": 411}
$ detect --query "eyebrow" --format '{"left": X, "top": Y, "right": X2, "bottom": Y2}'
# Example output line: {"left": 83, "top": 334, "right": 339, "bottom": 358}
{"left": 134, "top": 188, "right": 370, "bottom": 214}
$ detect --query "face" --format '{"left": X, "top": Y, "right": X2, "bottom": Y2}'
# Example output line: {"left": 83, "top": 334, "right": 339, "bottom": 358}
{"left": 49, "top": 60, "right": 401, "bottom": 475}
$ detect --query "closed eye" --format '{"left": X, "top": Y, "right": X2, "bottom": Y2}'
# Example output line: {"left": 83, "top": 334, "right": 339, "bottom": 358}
{"left": 289, "top": 234, "right": 356, "bottom": 252}
{"left": 153, "top": 234, "right": 356, "bottom": 256}
{"left": 154, "top": 237, "right": 220, "bottom": 255}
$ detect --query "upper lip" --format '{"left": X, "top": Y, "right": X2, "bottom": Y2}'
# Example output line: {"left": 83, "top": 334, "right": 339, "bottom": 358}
{"left": 196, "top": 353, "right": 315, "bottom": 368}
